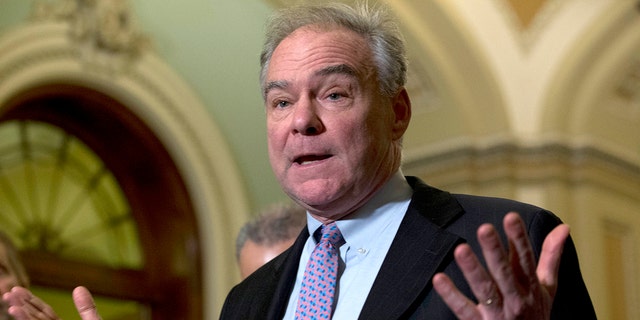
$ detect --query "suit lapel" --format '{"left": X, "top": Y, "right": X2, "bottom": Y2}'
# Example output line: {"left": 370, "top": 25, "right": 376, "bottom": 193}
{"left": 265, "top": 227, "right": 309, "bottom": 319}
{"left": 262, "top": 177, "right": 465, "bottom": 319}
{"left": 358, "top": 177, "right": 465, "bottom": 319}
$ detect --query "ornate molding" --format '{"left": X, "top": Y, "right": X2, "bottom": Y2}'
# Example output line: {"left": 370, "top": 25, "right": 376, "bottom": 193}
{"left": 30, "top": 0, "right": 149, "bottom": 72}
{"left": 0, "top": 15, "right": 250, "bottom": 317}
{"left": 405, "top": 58, "right": 441, "bottom": 114}
{"left": 614, "top": 59, "right": 640, "bottom": 117}
{"left": 403, "top": 139, "right": 640, "bottom": 198}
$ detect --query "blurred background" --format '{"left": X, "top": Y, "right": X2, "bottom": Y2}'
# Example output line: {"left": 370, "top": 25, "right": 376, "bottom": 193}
{"left": 0, "top": 0, "right": 638, "bottom": 319}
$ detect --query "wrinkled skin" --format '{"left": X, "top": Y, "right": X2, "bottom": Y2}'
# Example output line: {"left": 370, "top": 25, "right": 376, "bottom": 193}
{"left": 264, "top": 25, "right": 411, "bottom": 224}
{"left": 433, "top": 212, "right": 570, "bottom": 320}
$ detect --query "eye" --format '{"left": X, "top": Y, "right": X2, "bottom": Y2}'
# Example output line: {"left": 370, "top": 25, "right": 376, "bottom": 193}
{"left": 327, "top": 92, "right": 344, "bottom": 101}
{"left": 277, "top": 100, "right": 290, "bottom": 108}
{"left": 271, "top": 99, "right": 290, "bottom": 109}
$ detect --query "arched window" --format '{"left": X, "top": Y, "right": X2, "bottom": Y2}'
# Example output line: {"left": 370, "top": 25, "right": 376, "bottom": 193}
{"left": 1, "top": 84, "right": 202, "bottom": 319}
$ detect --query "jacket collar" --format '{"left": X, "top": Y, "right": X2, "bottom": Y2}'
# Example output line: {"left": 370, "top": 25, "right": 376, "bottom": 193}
{"left": 358, "top": 176, "right": 464, "bottom": 319}
{"left": 266, "top": 176, "right": 464, "bottom": 319}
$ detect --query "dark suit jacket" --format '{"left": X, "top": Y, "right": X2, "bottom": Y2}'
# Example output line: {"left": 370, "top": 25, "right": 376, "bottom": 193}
{"left": 220, "top": 176, "right": 596, "bottom": 319}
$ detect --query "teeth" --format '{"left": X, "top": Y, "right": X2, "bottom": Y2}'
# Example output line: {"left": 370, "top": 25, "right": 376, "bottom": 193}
{"left": 296, "top": 155, "right": 330, "bottom": 165}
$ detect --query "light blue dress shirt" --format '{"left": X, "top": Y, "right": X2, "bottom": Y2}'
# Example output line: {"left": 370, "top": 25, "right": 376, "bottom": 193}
{"left": 283, "top": 171, "right": 413, "bottom": 319}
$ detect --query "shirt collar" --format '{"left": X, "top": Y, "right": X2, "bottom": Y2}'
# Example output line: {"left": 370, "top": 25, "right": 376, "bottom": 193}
{"left": 305, "top": 170, "right": 412, "bottom": 244}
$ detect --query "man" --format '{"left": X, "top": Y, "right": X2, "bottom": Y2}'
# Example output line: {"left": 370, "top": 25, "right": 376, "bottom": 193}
{"left": 6, "top": 2, "right": 596, "bottom": 319}
{"left": 237, "top": 203, "right": 307, "bottom": 279}
{"left": 220, "top": 2, "right": 595, "bottom": 320}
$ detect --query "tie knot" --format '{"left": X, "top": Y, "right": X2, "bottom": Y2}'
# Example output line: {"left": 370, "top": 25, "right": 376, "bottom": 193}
{"left": 320, "top": 222, "right": 344, "bottom": 247}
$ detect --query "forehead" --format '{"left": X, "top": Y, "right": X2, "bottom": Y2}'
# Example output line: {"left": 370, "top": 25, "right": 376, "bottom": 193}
{"left": 268, "top": 25, "right": 374, "bottom": 80}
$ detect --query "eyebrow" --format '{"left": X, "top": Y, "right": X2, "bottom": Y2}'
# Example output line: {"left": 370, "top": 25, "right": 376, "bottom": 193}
{"left": 264, "top": 80, "right": 289, "bottom": 97}
{"left": 314, "top": 64, "right": 357, "bottom": 78}
{"left": 263, "top": 64, "right": 358, "bottom": 97}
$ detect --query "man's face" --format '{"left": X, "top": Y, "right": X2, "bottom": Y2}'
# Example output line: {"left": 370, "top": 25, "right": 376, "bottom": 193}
{"left": 264, "top": 26, "right": 408, "bottom": 222}
{"left": 238, "top": 239, "right": 295, "bottom": 279}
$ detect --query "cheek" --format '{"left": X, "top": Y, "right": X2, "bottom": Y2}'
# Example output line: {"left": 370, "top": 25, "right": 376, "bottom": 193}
{"left": 267, "top": 118, "right": 288, "bottom": 141}
{"left": 342, "top": 118, "right": 381, "bottom": 153}
{"left": 266, "top": 129, "right": 288, "bottom": 176}
{"left": 266, "top": 127, "right": 284, "bottom": 154}
{"left": 346, "top": 120, "right": 392, "bottom": 166}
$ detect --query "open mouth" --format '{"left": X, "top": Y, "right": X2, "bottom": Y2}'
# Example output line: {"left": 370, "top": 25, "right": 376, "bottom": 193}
{"left": 294, "top": 154, "right": 332, "bottom": 165}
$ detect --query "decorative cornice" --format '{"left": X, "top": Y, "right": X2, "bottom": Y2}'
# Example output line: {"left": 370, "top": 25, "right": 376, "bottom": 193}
{"left": 615, "top": 59, "right": 640, "bottom": 115}
{"left": 494, "top": 0, "right": 565, "bottom": 52}
{"left": 29, "top": 0, "right": 149, "bottom": 73}
{"left": 405, "top": 59, "right": 441, "bottom": 115}
{"left": 403, "top": 139, "right": 640, "bottom": 198}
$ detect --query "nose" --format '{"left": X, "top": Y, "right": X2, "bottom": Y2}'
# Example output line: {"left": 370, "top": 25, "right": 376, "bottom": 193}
{"left": 292, "top": 98, "right": 324, "bottom": 135}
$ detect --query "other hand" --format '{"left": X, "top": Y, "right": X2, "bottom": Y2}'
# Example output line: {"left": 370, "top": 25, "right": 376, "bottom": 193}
{"left": 3, "top": 286, "right": 101, "bottom": 320}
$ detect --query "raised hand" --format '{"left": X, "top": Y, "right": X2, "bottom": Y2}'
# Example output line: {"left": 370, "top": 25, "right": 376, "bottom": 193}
{"left": 3, "top": 286, "right": 101, "bottom": 320}
{"left": 433, "top": 212, "right": 570, "bottom": 320}
{"left": 3, "top": 287, "right": 60, "bottom": 320}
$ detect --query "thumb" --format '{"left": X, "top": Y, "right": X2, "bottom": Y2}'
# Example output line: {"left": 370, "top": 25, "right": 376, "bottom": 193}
{"left": 72, "top": 287, "right": 101, "bottom": 320}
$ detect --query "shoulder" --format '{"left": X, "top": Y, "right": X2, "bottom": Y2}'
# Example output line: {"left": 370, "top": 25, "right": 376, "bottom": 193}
{"left": 447, "top": 193, "right": 563, "bottom": 258}
{"left": 454, "top": 193, "right": 545, "bottom": 215}
{"left": 451, "top": 193, "right": 562, "bottom": 231}
{"left": 405, "top": 176, "right": 563, "bottom": 253}
{"left": 220, "top": 253, "right": 288, "bottom": 319}
{"left": 405, "top": 176, "right": 562, "bottom": 229}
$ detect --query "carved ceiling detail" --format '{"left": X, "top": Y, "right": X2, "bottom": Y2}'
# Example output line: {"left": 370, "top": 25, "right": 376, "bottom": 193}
{"left": 405, "top": 61, "right": 441, "bottom": 114}
{"left": 30, "top": 0, "right": 149, "bottom": 72}
{"left": 614, "top": 59, "right": 640, "bottom": 117}
{"left": 504, "top": 0, "right": 548, "bottom": 29}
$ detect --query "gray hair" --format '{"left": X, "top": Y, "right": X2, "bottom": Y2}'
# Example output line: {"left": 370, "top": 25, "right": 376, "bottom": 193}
{"left": 259, "top": 1, "right": 407, "bottom": 99}
{"left": 235, "top": 202, "right": 307, "bottom": 261}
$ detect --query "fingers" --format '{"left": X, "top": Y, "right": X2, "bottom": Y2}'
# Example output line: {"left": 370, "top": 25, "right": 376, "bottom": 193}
{"left": 4, "top": 286, "right": 100, "bottom": 320}
{"left": 73, "top": 287, "right": 101, "bottom": 320}
{"left": 22, "top": 293, "right": 59, "bottom": 319}
{"left": 476, "top": 222, "right": 515, "bottom": 301}
{"left": 434, "top": 211, "right": 564, "bottom": 320}
{"left": 503, "top": 212, "right": 537, "bottom": 283}
{"left": 453, "top": 243, "right": 502, "bottom": 310}
{"left": 536, "top": 223, "right": 569, "bottom": 298}
{"left": 4, "top": 287, "right": 60, "bottom": 320}
{"left": 480, "top": 213, "right": 535, "bottom": 307}
{"left": 433, "top": 273, "right": 480, "bottom": 320}
{"left": 3, "top": 286, "right": 30, "bottom": 307}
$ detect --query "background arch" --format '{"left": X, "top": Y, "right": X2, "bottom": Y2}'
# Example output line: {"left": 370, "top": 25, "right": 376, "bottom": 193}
{"left": 0, "top": 18, "right": 250, "bottom": 318}
{"left": 542, "top": 0, "right": 640, "bottom": 165}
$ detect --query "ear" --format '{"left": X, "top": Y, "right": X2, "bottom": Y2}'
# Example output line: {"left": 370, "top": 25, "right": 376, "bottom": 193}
{"left": 391, "top": 87, "right": 411, "bottom": 140}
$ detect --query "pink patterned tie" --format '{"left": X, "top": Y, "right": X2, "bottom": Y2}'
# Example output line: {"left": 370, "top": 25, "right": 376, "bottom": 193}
{"left": 295, "top": 222, "right": 344, "bottom": 320}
